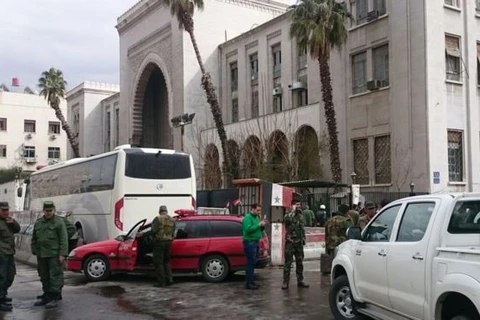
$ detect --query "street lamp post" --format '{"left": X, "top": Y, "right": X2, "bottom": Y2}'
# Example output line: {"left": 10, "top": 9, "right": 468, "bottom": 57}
{"left": 170, "top": 113, "right": 195, "bottom": 151}
{"left": 409, "top": 181, "right": 415, "bottom": 196}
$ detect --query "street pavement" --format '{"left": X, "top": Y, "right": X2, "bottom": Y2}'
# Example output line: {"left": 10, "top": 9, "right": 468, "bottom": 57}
{"left": 3, "top": 260, "right": 334, "bottom": 320}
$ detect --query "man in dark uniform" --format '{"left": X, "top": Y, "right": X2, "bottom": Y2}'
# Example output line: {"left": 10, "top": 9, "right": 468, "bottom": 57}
{"left": 0, "top": 202, "right": 20, "bottom": 312}
{"left": 151, "top": 205, "right": 175, "bottom": 287}
{"left": 31, "top": 201, "right": 68, "bottom": 309}
{"left": 282, "top": 200, "right": 309, "bottom": 290}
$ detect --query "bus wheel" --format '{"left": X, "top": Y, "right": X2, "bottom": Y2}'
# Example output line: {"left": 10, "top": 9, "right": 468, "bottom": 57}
{"left": 83, "top": 254, "right": 110, "bottom": 282}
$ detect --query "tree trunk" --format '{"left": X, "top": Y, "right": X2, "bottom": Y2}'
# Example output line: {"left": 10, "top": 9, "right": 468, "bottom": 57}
{"left": 318, "top": 55, "right": 342, "bottom": 183}
{"left": 183, "top": 14, "right": 233, "bottom": 186}
{"left": 52, "top": 102, "right": 81, "bottom": 158}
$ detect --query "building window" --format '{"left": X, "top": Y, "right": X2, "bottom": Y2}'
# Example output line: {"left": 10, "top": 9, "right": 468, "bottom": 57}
{"left": 251, "top": 89, "right": 259, "bottom": 118}
{"left": 273, "top": 95, "right": 282, "bottom": 113}
{"left": 48, "top": 147, "right": 60, "bottom": 159}
{"left": 115, "top": 108, "right": 120, "bottom": 147}
{"left": 298, "top": 46, "right": 307, "bottom": 69}
{"left": 448, "top": 130, "right": 463, "bottom": 182}
{"left": 250, "top": 53, "right": 258, "bottom": 84}
{"left": 353, "top": 138, "right": 369, "bottom": 185}
{"left": 24, "top": 120, "right": 36, "bottom": 133}
{"left": 445, "top": 35, "right": 461, "bottom": 81}
{"left": 49, "top": 121, "right": 60, "bottom": 134}
{"left": 373, "top": 45, "right": 389, "bottom": 87}
{"left": 352, "top": 52, "right": 367, "bottom": 94}
{"left": 73, "top": 106, "right": 80, "bottom": 138}
{"left": 374, "top": 135, "right": 391, "bottom": 184}
{"left": 0, "top": 118, "right": 6, "bottom": 131}
{"left": 0, "top": 145, "right": 6, "bottom": 157}
{"left": 232, "top": 98, "right": 239, "bottom": 123}
{"left": 272, "top": 44, "right": 282, "bottom": 79}
{"left": 445, "top": 0, "right": 459, "bottom": 7}
{"left": 106, "top": 111, "right": 111, "bottom": 151}
{"left": 230, "top": 62, "right": 238, "bottom": 92}
{"left": 295, "top": 76, "right": 308, "bottom": 108}
{"left": 23, "top": 146, "right": 35, "bottom": 158}
{"left": 374, "top": 0, "right": 387, "bottom": 16}
{"left": 356, "top": 0, "right": 368, "bottom": 25}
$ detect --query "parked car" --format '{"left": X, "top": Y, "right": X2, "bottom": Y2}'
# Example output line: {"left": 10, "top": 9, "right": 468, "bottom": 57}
{"left": 67, "top": 214, "right": 270, "bottom": 283}
{"left": 329, "top": 193, "right": 480, "bottom": 320}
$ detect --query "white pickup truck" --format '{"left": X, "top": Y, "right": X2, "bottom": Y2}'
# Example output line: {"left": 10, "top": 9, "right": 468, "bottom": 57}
{"left": 329, "top": 193, "right": 480, "bottom": 320}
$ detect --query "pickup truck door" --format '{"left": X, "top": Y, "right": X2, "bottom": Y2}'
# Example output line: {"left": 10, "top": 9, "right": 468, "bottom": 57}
{"left": 386, "top": 201, "right": 437, "bottom": 319}
{"left": 353, "top": 205, "right": 402, "bottom": 308}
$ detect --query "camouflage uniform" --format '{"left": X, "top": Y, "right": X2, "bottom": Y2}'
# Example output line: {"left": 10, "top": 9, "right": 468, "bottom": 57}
{"left": 347, "top": 210, "right": 360, "bottom": 226}
{"left": 358, "top": 215, "right": 372, "bottom": 230}
{"left": 325, "top": 215, "right": 353, "bottom": 256}
{"left": 151, "top": 205, "right": 175, "bottom": 287}
{"left": 302, "top": 209, "right": 314, "bottom": 227}
{"left": 282, "top": 209, "right": 308, "bottom": 288}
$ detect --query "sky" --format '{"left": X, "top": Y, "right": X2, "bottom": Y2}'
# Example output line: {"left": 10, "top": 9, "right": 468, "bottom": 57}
{"left": 0, "top": 0, "right": 137, "bottom": 91}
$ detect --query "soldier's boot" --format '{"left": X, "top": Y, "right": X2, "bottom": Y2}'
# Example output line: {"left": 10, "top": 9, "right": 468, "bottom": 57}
{"left": 281, "top": 280, "right": 289, "bottom": 290}
{"left": 0, "top": 298, "right": 12, "bottom": 312}
{"left": 36, "top": 293, "right": 46, "bottom": 300}
{"left": 297, "top": 281, "right": 310, "bottom": 288}
{"left": 166, "top": 278, "right": 174, "bottom": 286}
{"left": 34, "top": 294, "right": 50, "bottom": 307}
{"left": 45, "top": 294, "right": 60, "bottom": 309}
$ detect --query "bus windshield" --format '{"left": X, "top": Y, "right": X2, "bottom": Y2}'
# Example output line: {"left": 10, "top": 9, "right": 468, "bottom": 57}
{"left": 125, "top": 151, "right": 191, "bottom": 180}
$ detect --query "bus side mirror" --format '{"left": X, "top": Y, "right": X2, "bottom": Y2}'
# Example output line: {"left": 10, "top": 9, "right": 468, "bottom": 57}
{"left": 17, "top": 187, "right": 23, "bottom": 198}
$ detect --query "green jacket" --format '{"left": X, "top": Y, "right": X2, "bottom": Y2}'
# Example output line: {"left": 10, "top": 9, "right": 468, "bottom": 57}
{"left": 325, "top": 215, "right": 353, "bottom": 250}
{"left": 151, "top": 214, "right": 175, "bottom": 241}
{"left": 284, "top": 210, "right": 306, "bottom": 244}
{"left": 242, "top": 212, "right": 262, "bottom": 241}
{"left": 302, "top": 209, "right": 314, "bottom": 227}
{"left": 0, "top": 218, "right": 20, "bottom": 255}
{"left": 60, "top": 216, "right": 77, "bottom": 239}
{"left": 31, "top": 215, "right": 68, "bottom": 258}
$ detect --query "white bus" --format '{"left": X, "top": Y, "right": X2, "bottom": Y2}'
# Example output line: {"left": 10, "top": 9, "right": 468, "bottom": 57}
{"left": 20, "top": 145, "right": 196, "bottom": 244}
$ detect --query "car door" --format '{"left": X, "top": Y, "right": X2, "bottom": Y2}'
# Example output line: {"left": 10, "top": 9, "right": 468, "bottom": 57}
{"left": 170, "top": 220, "right": 211, "bottom": 271}
{"left": 352, "top": 204, "right": 402, "bottom": 308}
{"left": 209, "top": 220, "right": 245, "bottom": 268}
{"left": 117, "top": 219, "right": 145, "bottom": 270}
{"left": 387, "top": 201, "right": 437, "bottom": 319}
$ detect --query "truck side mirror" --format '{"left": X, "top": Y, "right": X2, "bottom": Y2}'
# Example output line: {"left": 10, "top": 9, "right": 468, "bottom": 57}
{"left": 346, "top": 227, "right": 362, "bottom": 240}
{"left": 17, "top": 187, "right": 23, "bottom": 198}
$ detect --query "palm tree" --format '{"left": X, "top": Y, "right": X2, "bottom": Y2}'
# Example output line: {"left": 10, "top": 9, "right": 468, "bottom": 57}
{"left": 290, "top": 0, "right": 351, "bottom": 183}
{"left": 163, "top": 0, "right": 232, "bottom": 184}
{"left": 38, "top": 68, "right": 80, "bottom": 158}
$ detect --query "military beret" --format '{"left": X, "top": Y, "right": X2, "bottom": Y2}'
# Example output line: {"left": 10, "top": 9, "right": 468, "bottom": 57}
{"left": 43, "top": 201, "right": 55, "bottom": 210}
{"left": 159, "top": 205, "right": 168, "bottom": 213}
{"left": 0, "top": 202, "right": 9, "bottom": 210}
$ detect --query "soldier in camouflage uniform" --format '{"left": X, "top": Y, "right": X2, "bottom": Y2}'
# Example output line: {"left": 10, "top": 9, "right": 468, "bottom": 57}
{"left": 282, "top": 200, "right": 309, "bottom": 290}
{"left": 31, "top": 201, "right": 68, "bottom": 309}
{"left": 302, "top": 205, "right": 314, "bottom": 227}
{"left": 359, "top": 202, "right": 377, "bottom": 230}
{"left": 151, "top": 205, "right": 175, "bottom": 287}
{"left": 0, "top": 202, "right": 20, "bottom": 312}
{"left": 325, "top": 204, "right": 353, "bottom": 256}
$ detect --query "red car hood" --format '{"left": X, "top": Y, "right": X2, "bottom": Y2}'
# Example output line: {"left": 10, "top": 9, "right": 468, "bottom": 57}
{"left": 75, "top": 239, "right": 120, "bottom": 252}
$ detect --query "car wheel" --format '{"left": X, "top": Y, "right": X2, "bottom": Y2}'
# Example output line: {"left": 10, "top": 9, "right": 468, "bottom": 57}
{"left": 329, "top": 275, "right": 365, "bottom": 320}
{"left": 83, "top": 254, "right": 110, "bottom": 282}
{"left": 201, "top": 254, "right": 229, "bottom": 283}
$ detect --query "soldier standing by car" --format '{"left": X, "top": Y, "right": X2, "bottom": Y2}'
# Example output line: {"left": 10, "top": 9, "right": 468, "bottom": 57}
{"left": 325, "top": 204, "right": 353, "bottom": 256}
{"left": 302, "top": 205, "right": 315, "bottom": 227}
{"left": 282, "top": 200, "right": 309, "bottom": 290}
{"left": 0, "top": 202, "right": 20, "bottom": 312}
{"left": 31, "top": 201, "right": 68, "bottom": 309}
{"left": 151, "top": 205, "right": 175, "bottom": 287}
{"left": 359, "top": 202, "right": 377, "bottom": 230}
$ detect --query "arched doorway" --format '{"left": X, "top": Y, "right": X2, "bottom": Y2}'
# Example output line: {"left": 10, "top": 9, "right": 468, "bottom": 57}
{"left": 267, "top": 130, "right": 289, "bottom": 183}
{"left": 132, "top": 63, "right": 170, "bottom": 148}
{"left": 242, "top": 135, "right": 262, "bottom": 178}
{"left": 226, "top": 139, "right": 241, "bottom": 181}
{"left": 204, "top": 144, "right": 222, "bottom": 189}
{"left": 295, "top": 126, "right": 321, "bottom": 180}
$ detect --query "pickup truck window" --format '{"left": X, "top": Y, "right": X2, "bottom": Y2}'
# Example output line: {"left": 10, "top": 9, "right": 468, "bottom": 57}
{"left": 397, "top": 202, "right": 435, "bottom": 242}
{"left": 363, "top": 205, "right": 401, "bottom": 242}
{"left": 448, "top": 200, "right": 480, "bottom": 234}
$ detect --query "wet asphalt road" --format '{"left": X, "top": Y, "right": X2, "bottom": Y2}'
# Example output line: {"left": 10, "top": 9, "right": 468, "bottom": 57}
{"left": 3, "top": 261, "right": 334, "bottom": 320}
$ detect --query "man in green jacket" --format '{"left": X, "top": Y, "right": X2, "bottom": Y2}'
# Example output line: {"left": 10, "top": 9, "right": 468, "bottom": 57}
{"left": 241, "top": 203, "right": 266, "bottom": 290}
{"left": 0, "top": 202, "right": 20, "bottom": 312}
{"left": 31, "top": 201, "right": 68, "bottom": 309}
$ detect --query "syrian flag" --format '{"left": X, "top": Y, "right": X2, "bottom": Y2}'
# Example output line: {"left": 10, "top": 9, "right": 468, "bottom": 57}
{"left": 232, "top": 198, "right": 241, "bottom": 206}
{"left": 271, "top": 184, "right": 293, "bottom": 207}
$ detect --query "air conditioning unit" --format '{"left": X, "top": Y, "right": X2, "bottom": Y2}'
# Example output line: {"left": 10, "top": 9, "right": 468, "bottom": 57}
{"left": 367, "top": 80, "right": 382, "bottom": 91}
{"left": 25, "top": 133, "right": 32, "bottom": 139}
{"left": 272, "top": 86, "right": 283, "bottom": 96}
{"left": 367, "top": 10, "right": 379, "bottom": 21}
{"left": 291, "top": 81, "right": 307, "bottom": 91}
{"left": 50, "top": 134, "right": 57, "bottom": 140}
{"left": 25, "top": 158, "right": 37, "bottom": 164}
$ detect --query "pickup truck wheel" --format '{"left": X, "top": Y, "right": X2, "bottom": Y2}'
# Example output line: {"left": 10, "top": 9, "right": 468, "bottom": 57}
{"left": 201, "top": 254, "right": 229, "bottom": 283}
{"left": 83, "top": 254, "right": 110, "bottom": 282}
{"left": 329, "top": 275, "right": 364, "bottom": 319}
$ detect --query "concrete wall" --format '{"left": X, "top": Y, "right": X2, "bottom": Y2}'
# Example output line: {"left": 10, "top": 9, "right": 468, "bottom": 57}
{"left": 0, "top": 91, "right": 67, "bottom": 171}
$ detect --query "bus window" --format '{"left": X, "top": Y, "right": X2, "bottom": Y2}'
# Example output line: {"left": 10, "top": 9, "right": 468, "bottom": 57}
{"left": 125, "top": 152, "right": 191, "bottom": 180}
